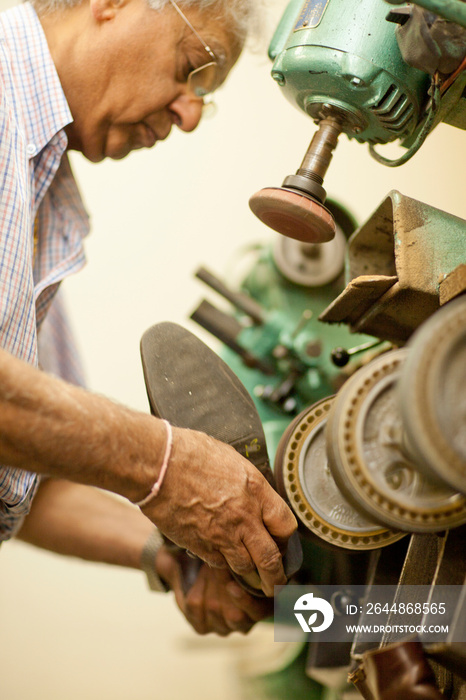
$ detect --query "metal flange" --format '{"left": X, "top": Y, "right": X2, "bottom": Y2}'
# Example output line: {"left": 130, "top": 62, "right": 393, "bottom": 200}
{"left": 326, "top": 349, "right": 466, "bottom": 532}
{"left": 274, "top": 397, "right": 404, "bottom": 550}
{"left": 400, "top": 295, "right": 466, "bottom": 495}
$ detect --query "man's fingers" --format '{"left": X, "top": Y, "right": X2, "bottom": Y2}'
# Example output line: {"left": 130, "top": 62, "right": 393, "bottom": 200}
{"left": 219, "top": 541, "right": 256, "bottom": 577}
{"left": 220, "top": 530, "right": 286, "bottom": 597}
{"left": 231, "top": 474, "right": 297, "bottom": 593}
{"left": 262, "top": 488, "right": 298, "bottom": 541}
{"left": 226, "top": 581, "right": 274, "bottom": 623}
{"left": 244, "top": 532, "right": 287, "bottom": 596}
{"left": 184, "top": 567, "right": 209, "bottom": 634}
{"left": 175, "top": 563, "right": 274, "bottom": 636}
{"left": 187, "top": 566, "right": 250, "bottom": 636}
{"left": 209, "top": 571, "right": 258, "bottom": 634}
{"left": 203, "top": 569, "right": 242, "bottom": 636}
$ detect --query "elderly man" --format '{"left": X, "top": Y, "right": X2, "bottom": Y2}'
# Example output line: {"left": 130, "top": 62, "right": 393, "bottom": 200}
{"left": 0, "top": 0, "right": 297, "bottom": 635}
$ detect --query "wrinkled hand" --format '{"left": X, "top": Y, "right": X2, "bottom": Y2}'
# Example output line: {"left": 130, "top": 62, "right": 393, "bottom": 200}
{"left": 157, "top": 546, "right": 274, "bottom": 635}
{"left": 141, "top": 427, "right": 297, "bottom": 596}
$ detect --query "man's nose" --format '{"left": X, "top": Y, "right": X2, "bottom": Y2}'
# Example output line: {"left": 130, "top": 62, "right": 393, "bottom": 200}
{"left": 169, "top": 94, "right": 203, "bottom": 132}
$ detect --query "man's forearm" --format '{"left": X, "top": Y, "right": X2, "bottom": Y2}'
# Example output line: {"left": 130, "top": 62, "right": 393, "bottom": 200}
{"left": 0, "top": 346, "right": 165, "bottom": 503}
{"left": 16, "top": 479, "right": 154, "bottom": 569}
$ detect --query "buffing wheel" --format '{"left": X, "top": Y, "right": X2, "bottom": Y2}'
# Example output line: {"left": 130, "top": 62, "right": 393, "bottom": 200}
{"left": 249, "top": 187, "right": 336, "bottom": 243}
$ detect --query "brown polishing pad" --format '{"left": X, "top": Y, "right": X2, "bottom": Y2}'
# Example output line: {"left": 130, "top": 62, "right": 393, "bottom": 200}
{"left": 249, "top": 187, "right": 336, "bottom": 243}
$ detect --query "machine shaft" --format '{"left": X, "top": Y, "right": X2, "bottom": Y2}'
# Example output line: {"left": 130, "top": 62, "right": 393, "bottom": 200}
{"left": 297, "top": 117, "right": 343, "bottom": 185}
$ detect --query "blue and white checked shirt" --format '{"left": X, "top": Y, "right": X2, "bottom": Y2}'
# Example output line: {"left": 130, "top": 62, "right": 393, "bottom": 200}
{"left": 0, "top": 2, "right": 90, "bottom": 540}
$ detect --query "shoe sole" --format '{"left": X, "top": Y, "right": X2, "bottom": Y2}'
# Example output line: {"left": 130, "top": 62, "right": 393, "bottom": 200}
{"left": 140, "top": 322, "right": 302, "bottom": 593}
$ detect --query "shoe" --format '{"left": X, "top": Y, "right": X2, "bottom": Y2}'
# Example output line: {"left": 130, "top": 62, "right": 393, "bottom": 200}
{"left": 140, "top": 322, "right": 302, "bottom": 595}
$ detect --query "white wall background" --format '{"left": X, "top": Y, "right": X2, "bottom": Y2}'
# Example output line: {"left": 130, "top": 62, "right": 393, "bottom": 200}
{"left": 0, "top": 0, "right": 465, "bottom": 697}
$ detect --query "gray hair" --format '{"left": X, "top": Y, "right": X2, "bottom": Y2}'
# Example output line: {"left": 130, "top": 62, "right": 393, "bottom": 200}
{"left": 30, "top": 0, "right": 268, "bottom": 45}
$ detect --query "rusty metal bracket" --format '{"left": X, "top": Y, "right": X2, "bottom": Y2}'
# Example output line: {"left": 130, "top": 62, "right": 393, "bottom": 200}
{"left": 439, "top": 264, "right": 466, "bottom": 305}
{"left": 319, "top": 191, "right": 466, "bottom": 342}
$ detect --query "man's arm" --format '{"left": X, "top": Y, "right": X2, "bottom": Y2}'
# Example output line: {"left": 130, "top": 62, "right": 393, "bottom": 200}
{"left": 17, "top": 478, "right": 273, "bottom": 634}
{"left": 16, "top": 478, "right": 154, "bottom": 568}
{"left": 0, "top": 347, "right": 297, "bottom": 595}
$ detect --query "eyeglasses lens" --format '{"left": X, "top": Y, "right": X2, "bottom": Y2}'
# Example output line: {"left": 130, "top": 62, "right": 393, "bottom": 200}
{"left": 187, "top": 62, "right": 219, "bottom": 97}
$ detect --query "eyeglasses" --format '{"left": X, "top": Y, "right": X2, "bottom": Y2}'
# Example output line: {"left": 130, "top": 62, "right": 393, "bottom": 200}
{"left": 168, "top": 0, "right": 220, "bottom": 98}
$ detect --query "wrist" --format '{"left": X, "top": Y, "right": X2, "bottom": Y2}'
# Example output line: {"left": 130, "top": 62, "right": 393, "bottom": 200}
{"left": 134, "top": 420, "right": 173, "bottom": 508}
{"left": 140, "top": 529, "right": 170, "bottom": 592}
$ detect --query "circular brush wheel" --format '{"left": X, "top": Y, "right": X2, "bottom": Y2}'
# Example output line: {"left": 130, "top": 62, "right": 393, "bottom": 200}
{"left": 249, "top": 187, "right": 336, "bottom": 243}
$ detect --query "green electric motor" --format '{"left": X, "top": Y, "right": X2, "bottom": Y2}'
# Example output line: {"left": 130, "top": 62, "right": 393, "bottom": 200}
{"left": 268, "top": 0, "right": 431, "bottom": 146}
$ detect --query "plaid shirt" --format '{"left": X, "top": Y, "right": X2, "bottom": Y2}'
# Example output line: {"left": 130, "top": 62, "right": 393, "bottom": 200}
{"left": 0, "top": 2, "right": 90, "bottom": 540}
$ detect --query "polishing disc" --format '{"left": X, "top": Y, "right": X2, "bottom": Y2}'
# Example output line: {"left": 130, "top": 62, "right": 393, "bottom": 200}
{"left": 249, "top": 187, "right": 336, "bottom": 243}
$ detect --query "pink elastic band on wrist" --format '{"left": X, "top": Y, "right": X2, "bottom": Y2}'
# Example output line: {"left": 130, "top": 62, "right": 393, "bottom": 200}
{"left": 135, "top": 419, "right": 173, "bottom": 508}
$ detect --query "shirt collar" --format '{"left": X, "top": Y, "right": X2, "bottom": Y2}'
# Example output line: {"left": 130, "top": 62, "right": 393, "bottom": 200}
{"left": 0, "top": 2, "right": 73, "bottom": 157}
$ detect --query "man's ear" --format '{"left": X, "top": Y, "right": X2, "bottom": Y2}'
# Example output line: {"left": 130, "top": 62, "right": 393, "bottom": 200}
{"left": 89, "top": 0, "right": 126, "bottom": 22}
